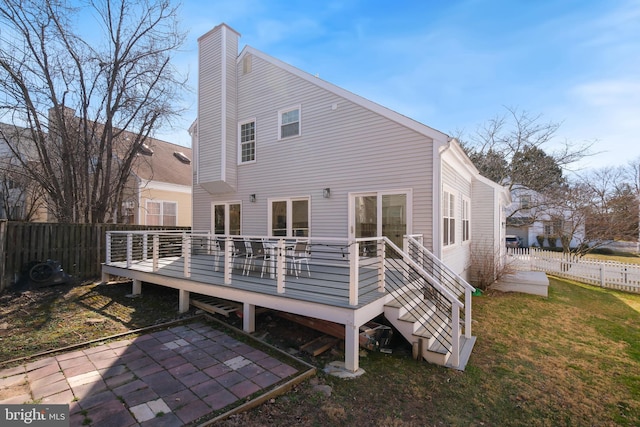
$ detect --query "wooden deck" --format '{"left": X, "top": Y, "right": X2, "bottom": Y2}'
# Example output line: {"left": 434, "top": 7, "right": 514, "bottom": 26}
{"left": 101, "top": 232, "right": 474, "bottom": 372}
{"left": 105, "top": 254, "right": 393, "bottom": 309}
{"left": 102, "top": 251, "right": 404, "bottom": 374}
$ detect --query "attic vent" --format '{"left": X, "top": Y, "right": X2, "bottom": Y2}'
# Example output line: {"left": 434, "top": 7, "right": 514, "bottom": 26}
{"left": 139, "top": 143, "right": 154, "bottom": 155}
{"left": 242, "top": 54, "right": 252, "bottom": 75}
{"left": 173, "top": 151, "right": 191, "bottom": 164}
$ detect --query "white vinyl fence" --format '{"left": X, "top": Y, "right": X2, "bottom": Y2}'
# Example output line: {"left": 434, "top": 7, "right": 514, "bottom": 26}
{"left": 507, "top": 248, "right": 640, "bottom": 294}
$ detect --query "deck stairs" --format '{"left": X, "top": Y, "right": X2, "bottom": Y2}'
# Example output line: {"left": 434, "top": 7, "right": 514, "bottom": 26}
{"left": 382, "top": 237, "right": 476, "bottom": 370}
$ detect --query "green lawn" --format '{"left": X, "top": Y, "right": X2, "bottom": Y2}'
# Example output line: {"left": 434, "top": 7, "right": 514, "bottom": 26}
{"left": 219, "top": 276, "right": 640, "bottom": 426}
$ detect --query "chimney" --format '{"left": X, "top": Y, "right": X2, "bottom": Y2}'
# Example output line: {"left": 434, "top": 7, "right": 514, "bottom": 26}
{"left": 196, "top": 23, "right": 240, "bottom": 194}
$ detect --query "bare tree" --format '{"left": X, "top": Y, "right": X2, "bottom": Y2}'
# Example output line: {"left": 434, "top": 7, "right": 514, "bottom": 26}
{"left": 623, "top": 157, "right": 640, "bottom": 252}
{"left": 565, "top": 167, "right": 639, "bottom": 255}
{"left": 459, "top": 106, "right": 592, "bottom": 196}
{"left": 0, "top": 0, "right": 187, "bottom": 223}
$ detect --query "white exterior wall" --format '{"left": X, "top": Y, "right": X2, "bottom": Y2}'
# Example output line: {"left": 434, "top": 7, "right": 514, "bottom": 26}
{"left": 193, "top": 42, "right": 442, "bottom": 246}
{"left": 441, "top": 160, "right": 473, "bottom": 278}
{"left": 469, "top": 178, "right": 508, "bottom": 284}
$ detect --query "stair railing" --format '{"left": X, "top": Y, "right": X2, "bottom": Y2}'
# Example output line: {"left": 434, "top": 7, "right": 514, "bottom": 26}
{"left": 406, "top": 235, "right": 475, "bottom": 339}
{"left": 381, "top": 237, "right": 464, "bottom": 368}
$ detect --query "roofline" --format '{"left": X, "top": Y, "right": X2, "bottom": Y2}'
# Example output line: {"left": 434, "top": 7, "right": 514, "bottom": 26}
{"left": 198, "top": 23, "right": 241, "bottom": 43}
{"left": 238, "top": 45, "right": 449, "bottom": 142}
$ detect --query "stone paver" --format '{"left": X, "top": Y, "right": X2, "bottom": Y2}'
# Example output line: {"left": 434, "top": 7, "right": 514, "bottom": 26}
{"left": 0, "top": 321, "right": 303, "bottom": 426}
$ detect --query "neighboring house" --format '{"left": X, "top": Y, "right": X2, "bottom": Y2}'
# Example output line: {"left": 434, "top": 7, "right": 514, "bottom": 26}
{"left": 121, "top": 137, "right": 193, "bottom": 227}
{"left": 507, "top": 187, "right": 585, "bottom": 248}
{"left": 0, "top": 121, "right": 192, "bottom": 225}
{"left": 0, "top": 123, "right": 46, "bottom": 221}
{"left": 103, "top": 23, "right": 509, "bottom": 373}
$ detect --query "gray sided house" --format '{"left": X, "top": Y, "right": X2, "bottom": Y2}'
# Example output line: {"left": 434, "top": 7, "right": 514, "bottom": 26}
{"left": 191, "top": 24, "right": 509, "bottom": 284}
{"left": 103, "top": 23, "right": 509, "bottom": 374}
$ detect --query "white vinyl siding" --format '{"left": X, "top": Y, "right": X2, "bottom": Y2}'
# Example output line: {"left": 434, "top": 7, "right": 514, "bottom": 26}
{"left": 193, "top": 42, "right": 442, "bottom": 249}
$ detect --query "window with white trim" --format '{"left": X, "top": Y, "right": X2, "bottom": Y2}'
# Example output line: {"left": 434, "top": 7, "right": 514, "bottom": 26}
{"left": 146, "top": 201, "right": 177, "bottom": 226}
{"left": 443, "top": 190, "right": 455, "bottom": 246}
{"left": 270, "top": 197, "right": 309, "bottom": 237}
{"left": 239, "top": 119, "right": 256, "bottom": 164}
{"left": 213, "top": 202, "right": 241, "bottom": 235}
{"left": 462, "top": 196, "right": 470, "bottom": 242}
{"left": 278, "top": 105, "right": 300, "bottom": 139}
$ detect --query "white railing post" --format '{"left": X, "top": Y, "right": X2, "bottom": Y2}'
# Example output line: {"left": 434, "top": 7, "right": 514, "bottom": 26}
{"left": 183, "top": 232, "right": 191, "bottom": 278}
{"left": 402, "top": 236, "right": 411, "bottom": 284}
{"left": 152, "top": 234, "right": 159, "bottom": 272}
{"left": 126, "top": 233, "right": 132, "bottom": 268}
{"left": 349, "top": 241, "right": 359, "bottom": 306}
{"left": 451, "top": 305, "right": 460, "bottom": 368}
{"left": 600, "top": 262, "right": 605, "bottom": 288}
{"left": 277, "top": 239, "right": 286, "bottom": 294}
{"left": 464, "top": 288, "right": 472, "bottom": 338}
{"left": 142, "top": 232, "right": 148, "bottom": 261}
{"left": 378, "top": 238, "right": 385, "bottom": 293}
{"left": 224, "top": 236, "right": 232, "bottom": 285}
{"left": 105, "top": 232, "right": 112, "bottom": 264}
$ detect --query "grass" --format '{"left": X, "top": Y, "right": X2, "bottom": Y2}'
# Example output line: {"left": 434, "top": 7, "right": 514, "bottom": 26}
{"left": 1, "top": 277, "right": 639, "bottom": 426}
{"left": 221, "top": 277, "right": 640, "bottom": 426}
{"left": 0, "top": 281, "right": 183, "bottom": 362}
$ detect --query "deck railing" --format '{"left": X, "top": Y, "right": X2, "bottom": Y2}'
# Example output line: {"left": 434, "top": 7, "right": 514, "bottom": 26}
{"left": 105, "top": 231, "right": 395, "bottom": 307}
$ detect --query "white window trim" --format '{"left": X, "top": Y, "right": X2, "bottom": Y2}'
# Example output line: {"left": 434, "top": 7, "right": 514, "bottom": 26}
{"left": 212, "top": 201, "right": 242, "bottom": 235}
{"left": 238, "top": 118, "right": 257, "bottom": 165}
{"left": 267, "top": 196, "right": 311, "bottom": 237}
{"left": 462, "top": 195, "right": 471, "bottom": 243}
{"left": 442, "top": 186, "right": 456, "bottom": 247}
{"left": 145, "top": 200, "right": 178, "bottom": 226}
{"left": 277, "top": 104, "right": 301, "bottom": 140}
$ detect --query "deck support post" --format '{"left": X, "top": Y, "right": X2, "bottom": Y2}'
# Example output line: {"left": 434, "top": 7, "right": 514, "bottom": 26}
{"left": 243, "top": 303, "right": 255, "bottom": 333}
{"left": 344, "top": 321, "right": 359, "bottom": 372}
{"left": 349, "top": 241, "right": 359, "bottom": 306}
{"left": 132, "top": 279, "right": 142, "bottom": 295}
{"left": 178, "top": 289, "right": 190, "bottom": 313}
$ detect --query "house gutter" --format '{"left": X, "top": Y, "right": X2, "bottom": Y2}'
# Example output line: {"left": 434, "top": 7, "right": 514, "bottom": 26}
{"left": 433, "top": 137, "right": 454, "bottom": 258}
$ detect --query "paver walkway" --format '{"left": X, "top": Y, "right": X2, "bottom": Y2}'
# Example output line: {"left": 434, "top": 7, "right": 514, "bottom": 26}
{"left": 0, "top": 320, "right": 302, "bottom": 426}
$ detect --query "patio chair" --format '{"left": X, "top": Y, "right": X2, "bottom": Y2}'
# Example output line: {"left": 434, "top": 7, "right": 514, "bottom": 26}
{"left": 287, "top": 240, "right": 311, "bottom": 278}
{"left": 232, "top": 238, "right": 250, "bottom": 273}
{"left": 246, "top": 240, "right": 272, "bottom": 277}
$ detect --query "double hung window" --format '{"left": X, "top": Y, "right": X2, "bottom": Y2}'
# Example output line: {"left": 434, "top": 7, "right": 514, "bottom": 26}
{"left": 239, "top": 119, "right": 256, "bottom": 164}
{"left": 443, "top": 190, "right": 456, "bottom": 246}
{"left": 278, "top": 106, "right": 300, "bottom": 139}
{"left": 462, "top": 197, "right": 470, "bottom": 242}
{"left": 146, "top": 201, "right": 177, "bottom": 226}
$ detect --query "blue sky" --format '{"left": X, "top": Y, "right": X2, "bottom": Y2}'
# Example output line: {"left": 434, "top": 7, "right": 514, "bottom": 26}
{"left": 158, "top": 0, "right": 640, "bottom": 171}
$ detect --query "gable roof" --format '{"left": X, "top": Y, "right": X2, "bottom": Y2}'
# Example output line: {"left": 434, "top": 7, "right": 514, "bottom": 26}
{"left": 131, "top": 136, "right": 192, "bottom": 186}
{"left": 237, "top": 45, "right": 450, "bottom": 144}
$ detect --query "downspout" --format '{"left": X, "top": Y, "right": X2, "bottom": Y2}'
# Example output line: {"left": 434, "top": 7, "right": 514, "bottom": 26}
{"left": 433, "top": 137, "right": 454, "bottom": 258}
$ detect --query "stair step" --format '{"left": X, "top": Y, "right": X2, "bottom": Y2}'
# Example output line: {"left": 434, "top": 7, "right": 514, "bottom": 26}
{"left": 385, "top": 287, "right": 423, "bottom": 308}
{"left": 398, "top": 300, "right": 436, "bottom": 322}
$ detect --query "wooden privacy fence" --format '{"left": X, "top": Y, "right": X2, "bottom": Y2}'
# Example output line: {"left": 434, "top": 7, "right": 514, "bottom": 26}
{"left": 507, "top": 248, "right": 640, "bottom": 294}
{"left": 0, "top": 220, "right": 190, "bottom": 291}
